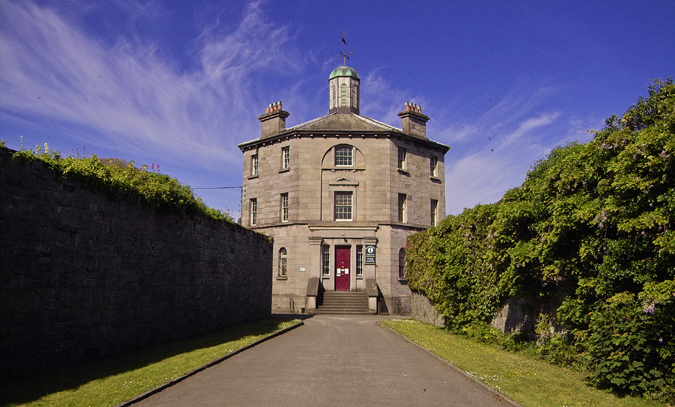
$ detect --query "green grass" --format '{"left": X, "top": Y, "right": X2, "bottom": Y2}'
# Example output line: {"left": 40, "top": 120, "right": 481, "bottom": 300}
{"left": 1, "top": 318, "right": 301, "bottom": 407}
{"left": 381, "top": 319, "right": 668, "bottom": 407}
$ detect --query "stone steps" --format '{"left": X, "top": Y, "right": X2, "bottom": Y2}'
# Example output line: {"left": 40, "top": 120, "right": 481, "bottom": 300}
{"left": 315, "top": 291, "right": 374, "bottom": 315}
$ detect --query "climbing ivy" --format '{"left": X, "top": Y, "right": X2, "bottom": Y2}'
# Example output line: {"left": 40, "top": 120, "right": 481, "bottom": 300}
{"left": 7, "top": 143, "right": 233, "bottom": 223}
{"left": 406, "top": 78, "right": 675, "bottom": 399}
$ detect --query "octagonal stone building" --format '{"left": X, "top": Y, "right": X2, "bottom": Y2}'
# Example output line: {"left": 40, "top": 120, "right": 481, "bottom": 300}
{"left": 238, "top": 65, "right": 449, "bottom": 314}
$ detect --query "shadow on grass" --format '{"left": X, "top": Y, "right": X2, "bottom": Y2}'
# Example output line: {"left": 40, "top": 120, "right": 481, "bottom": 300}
{"left": 0, "top": 316, "right": 306, "bottom": 407}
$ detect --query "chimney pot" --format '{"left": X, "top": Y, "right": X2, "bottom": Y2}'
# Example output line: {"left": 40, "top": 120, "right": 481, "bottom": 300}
{"left": 398, "top": 101, "right": 429, "bottom": 139}
{"left": 259, "top": 101, "right": 289, "bottom": 138}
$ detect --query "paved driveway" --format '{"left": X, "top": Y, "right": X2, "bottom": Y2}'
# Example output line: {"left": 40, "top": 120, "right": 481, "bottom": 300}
{"left": 132, "top": 315, "right": 513, "bottom": 406}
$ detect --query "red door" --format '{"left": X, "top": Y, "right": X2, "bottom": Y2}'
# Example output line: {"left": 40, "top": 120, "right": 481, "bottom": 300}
{"left": 335, "top": 246, "right": 351, "bottom": 291}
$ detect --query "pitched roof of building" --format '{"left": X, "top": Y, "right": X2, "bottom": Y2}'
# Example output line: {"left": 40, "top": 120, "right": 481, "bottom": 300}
{"left": 288, "top": 112, "right": 398, "bottom": 132}
{"left": 99, "top": 158, "right": 130, "bottom": 167}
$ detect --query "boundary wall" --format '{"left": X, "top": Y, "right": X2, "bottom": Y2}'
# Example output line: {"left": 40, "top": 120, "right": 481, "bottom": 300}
{"left": 0, "top": 149, "right": 272, "bottom": 377}
{"left": 410, "top": 292, "right": 444, "bottom": 326}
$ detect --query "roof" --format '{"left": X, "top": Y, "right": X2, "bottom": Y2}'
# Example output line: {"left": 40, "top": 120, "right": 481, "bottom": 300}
{"left": 288, "top": 113, "right": 397, "bottom": 132}
{"left": 100, "top": 158, "right": 130, "bottom": 167}
{"left": 238, "top": 112, "right": 450, "bottom": 153}
{"left": 329, "top": 66, "right": 360, "bottom": 80}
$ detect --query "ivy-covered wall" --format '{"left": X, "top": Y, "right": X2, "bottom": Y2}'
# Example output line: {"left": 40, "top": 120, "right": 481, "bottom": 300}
{"left": 0, "top": 149, "right": 273, "bottom": 377}
{"left": 406, "top": 80, "right": 674, "bottom": 398}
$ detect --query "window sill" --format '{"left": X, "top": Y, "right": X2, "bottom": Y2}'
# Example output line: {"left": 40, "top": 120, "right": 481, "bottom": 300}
{"left": 430, "top": 176, "right": 442, "bottom": 183}
{"left": 279, "top": 168, "right": 290, "bottom": 173}
{"left": 321, "top": 275, "right": 331, "bottom": 279}
{"left": 397, "top": 169, "right": 409, "bottom": 175}
{"left": 248, "top": 175, "right": 259, "bottom": 180}
{"left": 276, "top": 276, "right": 288, "bottom": 280}
{"left": 398, "top": 278, "right": 408, "bottom": 284}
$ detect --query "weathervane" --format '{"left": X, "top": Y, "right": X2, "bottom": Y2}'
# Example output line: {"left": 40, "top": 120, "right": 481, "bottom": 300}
{"left": 339, "top": 32, "right": 353, "bottom": 66}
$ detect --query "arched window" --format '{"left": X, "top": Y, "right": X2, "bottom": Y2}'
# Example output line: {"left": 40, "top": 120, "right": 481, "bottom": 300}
{"left": 332, "top": 85, "right": 336, "bottom": 108}
{"left": 278, "top": 248, "right": 287, "bottom": 276}
{"left": 352, "top": 85, "right": 358, "bottom": 108}
{"left": 398, "top": 248, "right": 406, "bottom": 279}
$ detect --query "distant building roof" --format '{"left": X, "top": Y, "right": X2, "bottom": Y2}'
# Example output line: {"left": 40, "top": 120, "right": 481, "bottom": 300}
{"left": 99, "top": 158, "right": 130, "bottom": 167}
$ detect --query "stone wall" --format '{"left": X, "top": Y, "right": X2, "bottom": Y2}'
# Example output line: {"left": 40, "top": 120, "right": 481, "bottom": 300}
{"left": 0, "top": 149, "right": 273, "bottom": 377}
{"left": 410, "top": 292, "right": 444, "bottom": 326}
{"left": 490, "top": 298, "right": 535, "bottom": 337}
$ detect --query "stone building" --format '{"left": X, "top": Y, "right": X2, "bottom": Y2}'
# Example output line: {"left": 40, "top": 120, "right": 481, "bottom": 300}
{"left": 238, "top": 65, "right": 449, "bottom": 314}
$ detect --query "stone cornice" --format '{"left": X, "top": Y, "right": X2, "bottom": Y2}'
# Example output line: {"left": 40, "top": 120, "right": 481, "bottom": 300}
{"left": 238, "top": 130, "right": 450, "bottom": 153}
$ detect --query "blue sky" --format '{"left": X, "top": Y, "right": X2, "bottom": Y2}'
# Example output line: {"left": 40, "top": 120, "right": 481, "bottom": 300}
{"left": 1, "top": 0, "right": 673, "bottom": 219}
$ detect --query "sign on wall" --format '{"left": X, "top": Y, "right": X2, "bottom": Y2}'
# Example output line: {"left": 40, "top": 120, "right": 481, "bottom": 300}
{"left": 365, "top": 245, "right": 376, "bottom": 265}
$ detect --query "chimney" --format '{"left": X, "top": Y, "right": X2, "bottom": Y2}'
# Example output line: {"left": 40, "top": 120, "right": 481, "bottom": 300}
{"left": 398, "top": 101, "right": 429, "bottom": 139}
{"left": 258, "top": 101, "right": 290, "bottom": 138}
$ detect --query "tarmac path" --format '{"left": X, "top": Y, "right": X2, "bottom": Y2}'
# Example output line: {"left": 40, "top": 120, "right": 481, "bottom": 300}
{"left": 131, "top": 315, "right": 514, "bottom": 407}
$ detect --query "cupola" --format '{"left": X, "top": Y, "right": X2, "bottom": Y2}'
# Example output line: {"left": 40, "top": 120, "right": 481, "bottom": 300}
{"left": 328, "top": 66, "right": 360, "bottom": 115}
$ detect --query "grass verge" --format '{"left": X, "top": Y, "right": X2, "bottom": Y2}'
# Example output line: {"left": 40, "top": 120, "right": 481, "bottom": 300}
{"left": 1, "top": 318, "right": 301, "bottom": 407}
{"left": 381, "top": 319, "right": 667, "bottom": 407}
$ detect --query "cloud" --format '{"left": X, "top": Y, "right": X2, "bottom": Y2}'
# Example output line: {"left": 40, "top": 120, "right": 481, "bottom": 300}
{"left": 507, "top": 112, "right": 560, "bottom": 141}
{"left": 444, "top": 109, "right": 562, "bottom": 215}
{"left": 0, "top": 0, "right": 295, "bottom": 171}
{"left": 358, "top": 69, "right": 429, "bottom": 127}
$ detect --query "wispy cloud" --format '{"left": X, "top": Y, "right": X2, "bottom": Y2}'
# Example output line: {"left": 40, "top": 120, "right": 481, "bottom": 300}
{"left": 437, "top": 84, "right": 597, "bottom": 215}
{"left": 360, "top": 69, "right": 427, "bottom": 126}
{"left": 0, "top": 0, "right": 295, "bottom": 170}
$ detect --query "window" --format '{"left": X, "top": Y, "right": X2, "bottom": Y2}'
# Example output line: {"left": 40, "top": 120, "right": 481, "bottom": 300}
{"left": 278, "top": 248, "right": 287, "bottom": 276}
{"left": 356, "top": 245, "right": 363, "bottom": 277}
{"left": 334, "top": 191, "right": 353, "bottom": 221}
{"left": 431, "top": 199, "right": 438, "bottom": 226}
{"left": 341, "top": 83, "right": 347, "bottom": 106}
{"left": 281, "top": 147, "right": 290, "bottom": 169}
{"left": 398, "top": 148, "right": 406, "bottom": 170}
{"left": 332, "top": 85, "right": 336, "bottom": 108}
{"left": 399, "top": 248, "right": 407, "bottom": 279}
{"left": 430, "top": 156, "right": 437, "bottom": 177}
{"left": 281, "top": 193, "right": 289, "bottom": 222}
{"left": 335, "top": 146, "right": 353, "bottom": 166}
{"left": 322, "top": 245, "right": 330, "bottom": 276}
{"left": 251, "top": 154, "right": 258, "bottom": 176}
{"left": 352, "top": 85, "right": 358, "bottom": 108}
{"left": 398, "top": 194, "right": 406, "bottom": 223}
{"left": 250, "top": 198, "right": 257, "bottom": 226}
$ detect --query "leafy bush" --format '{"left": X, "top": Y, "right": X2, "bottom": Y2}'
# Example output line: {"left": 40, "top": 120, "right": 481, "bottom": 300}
{"left": 8, "top": 143, "right": 233, "bottom": 223}
{"left": 406, "top": 78, "right": 675, "bottom": 400}
{"left": 587, "top": 283, "right": 674, "bottom": 398}
{"left": 460, "top": 321, "right": 503, "bottom": 345}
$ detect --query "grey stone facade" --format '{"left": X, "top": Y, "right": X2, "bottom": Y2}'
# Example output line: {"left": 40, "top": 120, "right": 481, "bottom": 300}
{"left": 239, "top": 66, "right": 449, "bottom": 314}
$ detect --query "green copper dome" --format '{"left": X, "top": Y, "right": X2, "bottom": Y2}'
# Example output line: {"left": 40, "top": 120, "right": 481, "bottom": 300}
{"left": 329, "top": 66, "right": 360, "bottom": 80}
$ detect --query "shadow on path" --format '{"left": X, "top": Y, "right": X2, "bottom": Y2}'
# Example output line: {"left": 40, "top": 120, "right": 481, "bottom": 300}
{"left": 0, "top": 316, "right": 304, "bottom": 406}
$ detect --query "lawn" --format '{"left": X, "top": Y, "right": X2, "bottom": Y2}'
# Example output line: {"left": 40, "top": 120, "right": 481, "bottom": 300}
{"left": 1, "top": 318, "right": 301, "bottom": 407}
{"left": 381, "top": 319, "right": 667, "bottom": 407}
